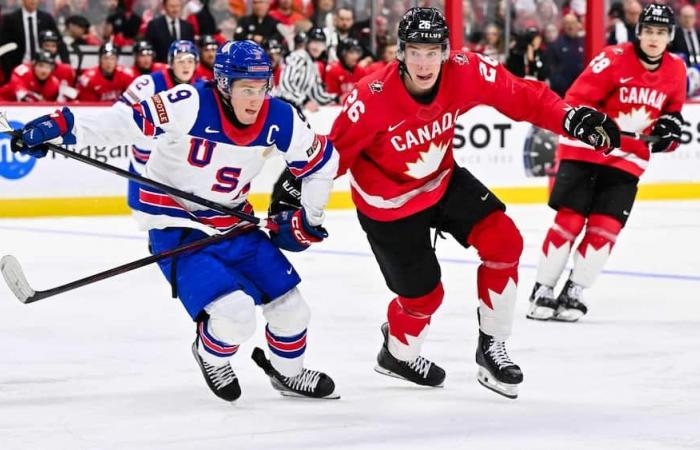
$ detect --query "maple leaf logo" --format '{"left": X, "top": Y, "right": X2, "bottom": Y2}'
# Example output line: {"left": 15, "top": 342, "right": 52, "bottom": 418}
{"left": 616, "top": 106, "right": 653, "bottom": 133}
{"left": 404, "top": 140, "right": 448, "bottom": 179}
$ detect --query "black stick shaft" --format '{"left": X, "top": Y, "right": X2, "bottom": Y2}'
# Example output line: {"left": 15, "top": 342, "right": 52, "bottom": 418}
{"left": 25, "top": 226, "right": 253, "bottom": 303}
{"left": 620, "top": 130, "right": 660, "bottom": 143}
{"left": 3, "top": 129, "right": 261, "bottom": 225}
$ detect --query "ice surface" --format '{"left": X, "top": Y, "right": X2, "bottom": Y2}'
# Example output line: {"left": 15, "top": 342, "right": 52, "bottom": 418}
{"left": 1, "top": 202, "right": 699, "bottom": 450}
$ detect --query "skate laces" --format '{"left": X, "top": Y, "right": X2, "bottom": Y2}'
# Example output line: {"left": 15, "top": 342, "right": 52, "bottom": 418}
{"left": 406, "top": 356, "right": 432, "bottom": 378}
{"left": 567, "top": 282, "right": 584, "bottom": 302}
{"left": 534, "top": 284, "right": 554, "bottom": 301}
{"left": 285, "top": 369, "right": 321, "bottom": 392}
{"left": 487, "top": 340, "right": 514, "bottom": 370}
{"left": 203, "top": 361, "right": 237, "bottom": 390}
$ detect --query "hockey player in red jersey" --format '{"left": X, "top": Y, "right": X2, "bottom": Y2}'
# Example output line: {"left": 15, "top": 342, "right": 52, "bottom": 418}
{"left": 0, "top": 50, "right": 60, "bottom": 102}
{"left": 527, "top": 3, "right": 686, "bottom": 323}
{"left": 38, "top": 30, "right": 76, "bottom": 86}
{"left": 77, "top": 43, "right": 134, "bottom": 102}
{"left": 131, "top": 41, "right": 167, "bottom": 76}
{"left": 194, "top": 35, "right": 218, "bottom": 81}
{"left": 324, "top": 37, "right": 367, "bottom": 101}
{"left": 326, "top": 7, "right": 621, "bottom": 399}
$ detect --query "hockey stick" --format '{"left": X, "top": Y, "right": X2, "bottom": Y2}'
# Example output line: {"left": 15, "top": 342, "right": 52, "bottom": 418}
{"left": 0, "top": 112, "right": 265, "bottom": 227}
{"left": 0, "top": 42, "right": 19, "bottom": 58}
{"left": 0, "top": 225, "right": 254, "bottom": 304}
{"left": 620, "top": 130, "right": 660, "bottom": 143}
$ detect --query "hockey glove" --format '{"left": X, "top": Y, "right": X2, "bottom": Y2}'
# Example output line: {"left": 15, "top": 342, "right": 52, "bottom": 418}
{"left": 10, "top": 135, "right": 50, "bottom": 158}
{"left": 268, "top": 209, "right": 328, "bottom": 252}
{"left": 563, "top": 106, "right": 621, "bottom": 151}
{"left": 650, "top": 112, "right": 683, "bottom": 153}
{"left": 19, "top": 107, "right": 77, "bottom": 151}
{"left": 268, "top": 168, "right": 303, "bottom": 216}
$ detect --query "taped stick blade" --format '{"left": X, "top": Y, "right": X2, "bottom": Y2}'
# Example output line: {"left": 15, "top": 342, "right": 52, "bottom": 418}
{"left": 1, "top": 255, "right": 36, "bottom": 303}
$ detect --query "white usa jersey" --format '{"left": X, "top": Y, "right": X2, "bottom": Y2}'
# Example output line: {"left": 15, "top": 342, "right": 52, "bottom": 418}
{"left": 73, "top": 82, "right": 338, "bottom": 235}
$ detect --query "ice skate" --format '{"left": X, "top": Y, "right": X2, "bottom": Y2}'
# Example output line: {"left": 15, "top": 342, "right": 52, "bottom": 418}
{"left": 251, "top": 347, "right": 339, "bottom": 399}
{"left": 553, "top": 279, "right": 587, "bottom": 322}
{"left": 475, "top": 330, "right": 523, "bottom": 399}
{"left": 374, "top": 323, "right": 446, "bottom": 387}
{"left": 191, "top": 339, "right": 241, "bottom": 402}
{"left": 526, "top": 282, "right": 559, "bottom": 320}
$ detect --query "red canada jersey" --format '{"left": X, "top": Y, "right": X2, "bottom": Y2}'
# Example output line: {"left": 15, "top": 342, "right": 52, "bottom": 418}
{"left": 330, "top": 51, "right": 571, "bottom": 221}
{"left": 54, "top": 62, "right": 76, "bottom": 85}
{"left": 366, "top": 60, "right": 389, "bottom": 75}
{"left": 0, "top": 63, "right": 60, "bottom": 102}
{"left": 131, "top": 62, "right": 167, "bottom": 77}
{"left": 77, "top": 65, "right": 134, "bottom": 102}
{"left": 324, "top": 62, "right": 366, "bottom": 97}
{"left": 558, "top": 42, "right": 687, "bottom": 178}
{"left": 194, "top": 63, "right": 214, "bottom": 81}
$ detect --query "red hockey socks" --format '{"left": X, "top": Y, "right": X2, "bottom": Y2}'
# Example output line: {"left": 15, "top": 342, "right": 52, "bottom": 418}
{"left": 386, "top": 282, "right": 444, "bottom": 361}
{"left": 571, "top": 214, "right": 622, "bottom": 288}
{"left": 467, "top": 211, "right": 523, "bottom": 340}
{"left": 536, "top": 208, "right": 586, "bottom": 287}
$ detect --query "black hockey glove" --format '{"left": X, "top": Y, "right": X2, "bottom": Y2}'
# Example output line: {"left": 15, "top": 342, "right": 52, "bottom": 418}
{"left": 650, "top": 112, "right": 683, "bottom": 153}
{"left": 563, "top": 106, "right": 621, "bottom": 151}
{"left": 268, "top": 167, "right": 303, "bottom": 216}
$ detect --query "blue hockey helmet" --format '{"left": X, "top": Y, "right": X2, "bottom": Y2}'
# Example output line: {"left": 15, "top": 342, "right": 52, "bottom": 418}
{"left": 168, "top": 40, "right": 199, "bottom": 65}
{"left": 213, "top": 40, "right": 273, "bottom": 98}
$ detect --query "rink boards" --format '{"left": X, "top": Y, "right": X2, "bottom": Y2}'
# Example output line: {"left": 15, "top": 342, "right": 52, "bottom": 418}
{"left": 1, "top": 103, "right": 700, "bottom": 217}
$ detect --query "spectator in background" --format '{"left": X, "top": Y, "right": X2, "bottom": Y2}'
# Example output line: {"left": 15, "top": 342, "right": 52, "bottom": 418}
{"left": 105, "top": 0, "right": 142, "bottom": 47}
{"left": 607, "top": 0, "right": 642, "bottom": 44}
{"left": 0, "top": 0, "right": 70, "bottom": 81}
{"left": 193, "top": 34, "right": 217, "bottom": 80}
{"left": 78, "top": 42, "right": 134, "bottom": 101}
{"left": 131, "top": 39, "right": 167, "bottom": 75}
{"left": 234, "top": 0, "right": 282, "bottom": 44}
{"left": 145, "top": 0, "right": 195, "bottom": 62}
{"left": 264, "top": 37, "right": 285, "bottom": 90}
{"left": 546, "top": 13, "right": 584, "bottom": 97}
{"left": 312, "top": 0, "right": 334, "bottom": 30}
{"left": 269, "top": 0, "right": 306, "bottom": 26}
{"left": 671, "top": 5, "right": 700, "bottom": 66}
{"left": 366, "top": 37, "right": 396, "bottom": 74}
{"left": 65, "top": 15, "right": 102, "bottom": 48}
{"left": 478, "top": 23, "right": 506, "bottom": 63}
{"left": 187, "top": 0, "right": 223, "bottom": 38}
{"left": 506, "top": 27, "right": 549, "bottom": 81}
{"left": 324, "top": 37, "right": 366, "bottom": 102}
{"left": 535, "top": 0, "right": 559, "bottom": 29}
{"left": 543, "top": 22, "right": 559, "bottom": 46}
{"left": 0, "top": 50, "right": 60, "bottom": 102}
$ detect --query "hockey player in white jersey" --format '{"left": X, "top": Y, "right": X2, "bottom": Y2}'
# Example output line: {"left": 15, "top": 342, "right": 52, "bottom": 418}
{"left": 116, "top": 40, "right": 199, "bottom": 210}
{"left": 12, "top": 40, "right": 340, "bottom": 402}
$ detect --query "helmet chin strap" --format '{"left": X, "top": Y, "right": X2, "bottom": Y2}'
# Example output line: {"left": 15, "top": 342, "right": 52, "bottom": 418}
{"left": 634, "top": 40, "right": 663, "bottom": 69}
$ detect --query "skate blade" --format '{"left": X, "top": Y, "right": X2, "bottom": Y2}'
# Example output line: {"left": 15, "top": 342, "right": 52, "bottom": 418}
{"left": 373, "top": 365, "right": 444, "bottom": 388}
{"left": 553, "top": 309, "right": 584, "bottom": 322}
{"left": 276, "top": 389, "right": 340, "bottom": 400}
{"left": 526, "top": 304, "right": 555, "bottom": 321}
{"left": 476, "top": 367, "right": 519, "bottom": 399}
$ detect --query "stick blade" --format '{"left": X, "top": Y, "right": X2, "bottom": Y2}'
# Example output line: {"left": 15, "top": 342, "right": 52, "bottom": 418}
{"left": 0, "top": 111, "right": 12, "bottom": 133}
{"left": 1, "top": 255, "right": 36, "bottom": 303}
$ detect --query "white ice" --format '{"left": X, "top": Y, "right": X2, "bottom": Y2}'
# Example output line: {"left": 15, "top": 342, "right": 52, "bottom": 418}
{"left": 1, "top": 201, "right": 699, "bottom": 450}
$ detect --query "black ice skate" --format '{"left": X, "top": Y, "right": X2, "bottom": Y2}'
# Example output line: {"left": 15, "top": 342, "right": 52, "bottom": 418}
{"left": 526, "top": 282, "right": 559, "bottom": 320}
{"left": 553, "top": 279, "right": 587, "bottom": 322}
{"left": 475, "top": 330, "right": 523, "bottom": 399}
{"left": 374, "top": 322, "right": 446, "bottom": 387}
{"left": 191, "top": 339, "right": 241, "bottom": 402}
{"left": 251, "top": 347, "right": 340, "bottom": 399}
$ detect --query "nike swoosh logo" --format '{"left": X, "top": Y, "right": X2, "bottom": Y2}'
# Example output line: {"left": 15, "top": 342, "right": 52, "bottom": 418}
{"left": 205, "top": 126, "right": 219, "bottom": 133}
{"left": 286, "top": 267, "right": 293, "bottom": 275}
{"left": 620, "top": 77, "right": 634, "bottom": 84}
{"left": 623, "top": 210, "right": 630, "bottom": 216}
{"left": 481, "top": 193, "right": 489, "bottom": 201}
{"left": 388, "top": 120, "right": 405, "bottom": 132}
